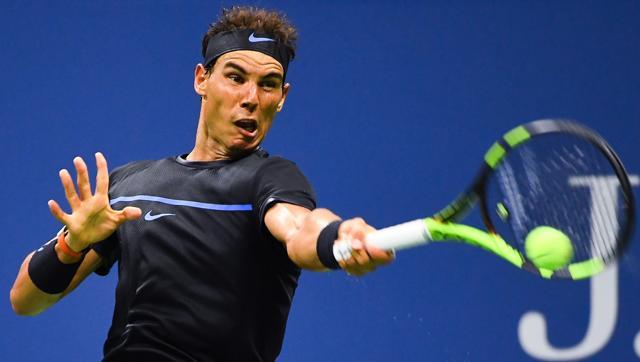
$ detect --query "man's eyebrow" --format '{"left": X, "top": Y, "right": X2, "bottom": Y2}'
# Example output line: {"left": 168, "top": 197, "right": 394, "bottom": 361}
{"left": 224, "top": 61, "right": 283, "bottom": 81}
{"left": 263, "top": 72, "right": 283, "bottom": 82}
{"left": 224, "top": 62, "right": 247, "bottom": 74}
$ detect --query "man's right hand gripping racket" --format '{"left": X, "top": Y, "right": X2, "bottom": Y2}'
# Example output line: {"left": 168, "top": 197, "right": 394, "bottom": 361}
{"left": 335, "top": 119, "right": 635, "bottom": 280}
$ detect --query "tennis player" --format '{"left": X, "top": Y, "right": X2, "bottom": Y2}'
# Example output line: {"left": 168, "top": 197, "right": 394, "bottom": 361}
{"left": 10, "top": 6, "right": 393, "bottom": 361}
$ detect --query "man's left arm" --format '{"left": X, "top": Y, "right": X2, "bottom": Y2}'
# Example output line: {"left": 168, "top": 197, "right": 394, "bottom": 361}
{"left": 264, "top": 203, "right": 393, "bottom": 275}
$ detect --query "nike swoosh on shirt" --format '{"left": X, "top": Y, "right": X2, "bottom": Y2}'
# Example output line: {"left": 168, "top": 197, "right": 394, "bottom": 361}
{"left": 144, "top": 211, "right": 176, "bottom": 221}
{"left": 248, "top": 32, "right": 275, "bottom": 43}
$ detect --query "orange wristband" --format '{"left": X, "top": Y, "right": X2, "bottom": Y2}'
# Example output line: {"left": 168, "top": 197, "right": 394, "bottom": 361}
{"left": 57, "top": 232, "right": 84, "bottom": 259}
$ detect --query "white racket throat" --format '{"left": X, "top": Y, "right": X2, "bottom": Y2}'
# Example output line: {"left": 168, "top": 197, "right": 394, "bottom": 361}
{"left": 332, "top": 219, "right": 431, "bottom": 262}
{"left": 367, "top": 219, "right": 432, "bottom": 250}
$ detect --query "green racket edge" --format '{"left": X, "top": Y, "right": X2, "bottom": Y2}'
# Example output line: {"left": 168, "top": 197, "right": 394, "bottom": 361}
{"left": 425, "top": 218, "right": 604, "bottom": 280}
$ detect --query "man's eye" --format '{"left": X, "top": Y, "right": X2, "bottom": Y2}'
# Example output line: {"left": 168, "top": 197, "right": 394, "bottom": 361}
{"left": 261, "top": 80, "right": 278, "bottom": 90}
{"left": 228, "top": 74, "right": 244, "bottom": 83}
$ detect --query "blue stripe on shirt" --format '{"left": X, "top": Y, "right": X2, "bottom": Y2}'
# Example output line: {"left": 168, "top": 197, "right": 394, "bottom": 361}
{"left": 109, "top": 195, "right": 252, "bottom": 211}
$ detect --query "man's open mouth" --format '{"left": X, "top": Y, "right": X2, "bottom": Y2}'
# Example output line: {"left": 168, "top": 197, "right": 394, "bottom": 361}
{"left": 233, "top": 119, "right": 258, "bottom": 133}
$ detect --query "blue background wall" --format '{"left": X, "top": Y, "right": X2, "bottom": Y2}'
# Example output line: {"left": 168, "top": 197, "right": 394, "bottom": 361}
{"left": 1, "top": 1, "right": 638, "bottom": 361}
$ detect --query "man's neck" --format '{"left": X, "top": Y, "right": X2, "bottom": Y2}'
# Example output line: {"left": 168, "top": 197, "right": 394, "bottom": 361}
{"left": 186, "top": 146, "right": 227, "bottom": 162}
{"left": 188, "top": 114, "right": 229, "bottom": 162}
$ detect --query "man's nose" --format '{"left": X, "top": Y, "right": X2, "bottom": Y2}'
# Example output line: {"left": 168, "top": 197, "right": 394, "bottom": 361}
{"left": 240, "top": 84, "right": 259, "bottom": 112}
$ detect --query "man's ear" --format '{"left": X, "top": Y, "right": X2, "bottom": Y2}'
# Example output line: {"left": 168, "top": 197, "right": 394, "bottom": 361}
{"left": 277, "top": 83, "right": 290, "bottom": 112}
{"left": 194, "top": 63, "right": 208, "bottom": 97}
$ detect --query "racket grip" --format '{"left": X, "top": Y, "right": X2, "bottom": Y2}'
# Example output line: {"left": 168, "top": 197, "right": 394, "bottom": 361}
{"left": 366, "top": 219, "right": 432, "bottom": 251}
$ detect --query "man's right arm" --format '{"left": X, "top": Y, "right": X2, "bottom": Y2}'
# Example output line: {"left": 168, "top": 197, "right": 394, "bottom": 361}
{"left": 10, "top": 248, "right": 103, "bottom": 316}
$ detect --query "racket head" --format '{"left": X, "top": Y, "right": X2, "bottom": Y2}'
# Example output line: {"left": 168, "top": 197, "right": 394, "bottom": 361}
{"left": 476, "top": 119, "right": 634, "bottom": 279}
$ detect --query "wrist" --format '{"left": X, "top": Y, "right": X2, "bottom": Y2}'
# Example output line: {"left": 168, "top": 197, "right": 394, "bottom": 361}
{"left": 29, "top": 234, "right": 83, "bottom": 294}
{"left": 64, "top": 233, "right": 87, "bottom": 253}
{"left": 316, "top": 220, "right": 343, "bottom": 270}
{"left": 55, "top": 232, "right": 86, "bottom": 263}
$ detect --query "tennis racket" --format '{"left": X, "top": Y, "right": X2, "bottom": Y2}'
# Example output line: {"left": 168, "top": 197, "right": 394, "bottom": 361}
{"left": 335, "top": 119, "right": 635, "bottom": 280}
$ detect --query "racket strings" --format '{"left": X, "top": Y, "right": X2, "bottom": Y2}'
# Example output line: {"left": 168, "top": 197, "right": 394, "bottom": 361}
{"left": 567, "top": 144, "right": 624, "bottom": 260}
{"left": 486, "top": 133, "right": 627, "bottom": 264}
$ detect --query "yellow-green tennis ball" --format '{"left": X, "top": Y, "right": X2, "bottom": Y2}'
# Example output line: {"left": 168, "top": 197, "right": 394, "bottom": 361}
{"left": 525, "top": 226, "right": 574, "bottom": 270}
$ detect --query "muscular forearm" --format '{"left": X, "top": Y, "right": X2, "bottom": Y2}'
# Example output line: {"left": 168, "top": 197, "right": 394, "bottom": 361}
{"left": 282, "top": 208, "right": 341, "bottom": 270}
{"left": 265, "top": 203, "right": 394, "bottom": 274}
{"left": 10, "top": 248, "right": 102, "bottom": 316}
{"left": 10, "top": 252, "right": 63, "bottom": 316}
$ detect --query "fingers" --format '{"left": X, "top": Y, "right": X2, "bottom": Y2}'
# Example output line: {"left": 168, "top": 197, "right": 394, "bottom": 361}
{"left": 95, "top": 152, "right": 109, "bottom": 195}
{"left": 336, "top": 217, "right": 391, "bottom": 276}
{"left": 47, "top": 199, "right": 69, "bottom": 224}
{"left": 55, "top": 152, "right": 111, "bottom": 217}
{"left": 345, "top": 239, "right": 371, "bottom": 266}
{"left": 338, "top": 248, "right": 374, "bottom": 276}
{"left": 365, "top": 243, "right": 395, "bottom": 264}
{"left": 59, "top": 169, "right": 81, "bottom": 210}
{"left": 74, "top": 156, "right": 92, "bottom": 200}
{"left": 335, "top": 217, "right": 396, "bottom": 274}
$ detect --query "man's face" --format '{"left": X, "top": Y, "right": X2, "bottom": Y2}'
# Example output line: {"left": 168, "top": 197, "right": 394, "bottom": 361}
{"left": 194, "top": 50, "right": 289, "bottom": 159}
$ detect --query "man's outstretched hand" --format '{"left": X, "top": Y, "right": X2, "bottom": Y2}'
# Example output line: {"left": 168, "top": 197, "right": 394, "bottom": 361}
{"left": 47, "top": 152, "right": 141, "bottom": 252}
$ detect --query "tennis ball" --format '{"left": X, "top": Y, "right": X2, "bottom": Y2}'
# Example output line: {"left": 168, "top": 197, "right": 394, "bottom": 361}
{"left": 524, "top": 226, "right": 574, "bottom": 270}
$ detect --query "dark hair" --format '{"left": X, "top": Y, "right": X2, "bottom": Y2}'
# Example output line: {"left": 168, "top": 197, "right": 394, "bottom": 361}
{"left": 201, "top": 6, "right": 298, "bottom": 71}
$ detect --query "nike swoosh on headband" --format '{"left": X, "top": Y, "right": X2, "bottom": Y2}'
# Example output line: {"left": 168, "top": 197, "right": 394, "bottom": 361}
{"left": 144, "top": 211, "right": 176, "bottom": 221}
{"left": 248, "top": 32, "right": 275, "bottom": 43}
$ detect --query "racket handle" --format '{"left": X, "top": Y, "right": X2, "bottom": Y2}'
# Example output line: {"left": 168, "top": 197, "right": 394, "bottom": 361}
{"left": 366, "top": 219, "right": 432, "bottom": 251}
{"left": 331, "top": 219, "right": 432, "bottom": 263}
